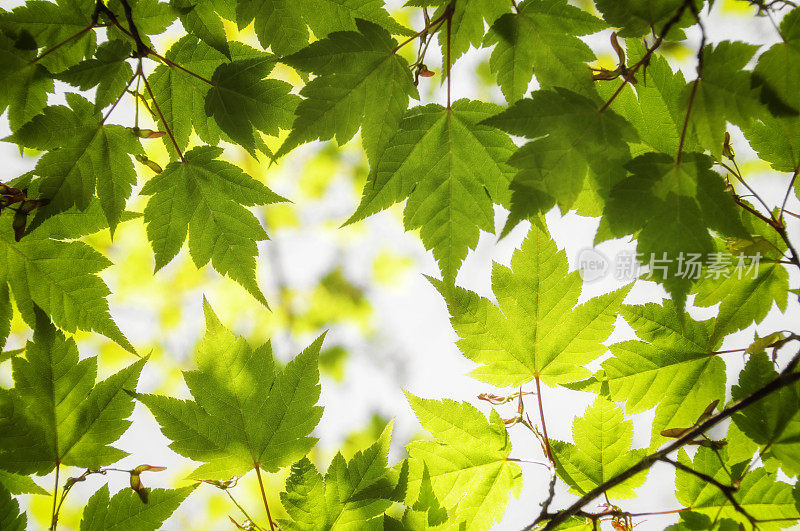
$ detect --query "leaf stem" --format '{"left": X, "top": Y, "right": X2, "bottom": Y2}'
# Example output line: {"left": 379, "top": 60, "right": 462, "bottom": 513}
{"left": 226, "top": 490, "right": 267, "bottom": 531}
{"left": 779, "top": 169, "right": 799, "bottom": 223}
{"left": 677, "top": 1, "right": 706, "bottom": 165}
{"left": 254, "top": 465, "right": 276, "bottom": 531}
{"left": 534, "top": 376, "right": 553, "bottom": 463}
{"left": 141, "top": 66, "right": 185, "bottom": 163}
{"left": 49, "top": 462, "right": 60, "bottom": 531}
{"left": 100, "top": 69, "right": 140, "bottom": 125}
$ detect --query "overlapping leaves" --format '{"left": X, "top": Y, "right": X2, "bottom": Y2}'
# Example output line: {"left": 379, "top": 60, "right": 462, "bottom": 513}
{"left": 137, "top": 300, "right": 323, "bottom": 480}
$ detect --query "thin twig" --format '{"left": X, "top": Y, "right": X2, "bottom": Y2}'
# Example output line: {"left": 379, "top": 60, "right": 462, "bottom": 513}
{"left": 101, "top": 70, "right": 140, "bottom": 124}
{"left": 661, "top": 457, "right": 757, "bottom": 526}
{"left": 392, "top": 5, "right": 453, "bottom": 54}
{"left": 534, "top": 377, "right": 553, "bottom": 462}
{"left": 446, "top": 2, "right": 452, "bottom": 109}
{"left": 677, "top": 0, "right": 706, "bottom": 165}
{"left": 525, "top": 348, "right": 800, "bottom": 530}
{"left": 599, "top": 0, "right": 693, "bottom": 113}
{"left": 225, "top": 490, "right": 267, "bottom": 531}
{"left": 779, "top": 169, "right": 799, "bottom": 223}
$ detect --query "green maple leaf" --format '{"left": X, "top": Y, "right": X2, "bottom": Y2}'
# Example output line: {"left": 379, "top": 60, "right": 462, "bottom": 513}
{"left": 172, "top": 0, "right": 231, "bottom": 58}
{"left": 684, "top": 41, "right": 764, "bottom": 159}
{"left": 484, "top": 0, "right": 605, "bottom": 102}
{"left": 603, "top": 301, "right": 725, "bottom": 449}
{"left": 205, "top": 56, "right": 299, "bottom": 157}
{"left": 744, "top": 11, "right": 800, "bottom": 174}
{"left": 691, "top": 226, "right": 788, "bottom": 343}
{"left": 0, "top": 204, "right": 135, "bottom": 353}
{"left": 732, "top": 353, "right": 800, "bottom": 477}
{"left": 410, "top": 0, "right": 512, "bottom": 64}
{"left": 347, "top": 99, "right": 516, "bottom": 282}
{"left": 600, "top": 152, "right": 747, "bottom": 308}
{"left": 0, "top": 470, "right": 48, "bottom": 496}
{"left": 9, "top": 93, "right": 144, "bottom": 235}
{"left": 0, "top": 0, "right": 96, "bottom": 72}
{"left": 403, "top": 394, "right": 521, "bottom": 531}
{"left": 279, "top": 423, "right": 404, "bottom": 530}
{"left": 141, "top": 146, "right": 284, "bottom": 304}
{"left": 137, "top": 301, "right": 323, "bottom": 480}
{"left": 80, "top": 484, "right": 196, "bottom": 531}
{"left": 0, "top": 308, "right": 145, "bottom": 475}
{"left": 148, "top": 36, "right": 291, "bottom": 159}
{"left": 482, "top": 88, "right": 636, "bottom": 227}
{"left": 433, "top": 224, "right": 630, "bottom": 386}
{"left": 0, "top": 485, "right": 26, "bottom": 531}
{"left": 597, "top": 39, "right": 692, "bottom": 157}
{"left": 235, "top": 0, "right": 411, "bottom": 56}
{"left": 0, "top": 32, "right": 54, "bottom": 132}
{"left": 593, "top": 0, "right": 696, "bottom": 38}
{"left": 676, "top": 447, "right": 800, "bottom": 527}
{"left": 552, "top": 398, "right": 647, "bottom": 499}
{"left": 277, "top": 19, "right": 417, "bottom": 164}
{"left": 57, "top": 40, "right": 134, "bottom": 110}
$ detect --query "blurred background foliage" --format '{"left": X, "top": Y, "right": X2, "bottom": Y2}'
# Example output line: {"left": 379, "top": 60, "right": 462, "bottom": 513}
{"left": 0, "top": 0, "right": 783, "bottom": 528}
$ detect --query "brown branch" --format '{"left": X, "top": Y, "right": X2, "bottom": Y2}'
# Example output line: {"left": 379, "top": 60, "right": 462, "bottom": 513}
{"left": 661, "top": 457, "right": 757, "bottom": 526}
{"left": 524, "top": 348, "right": 800, "bottom": 530}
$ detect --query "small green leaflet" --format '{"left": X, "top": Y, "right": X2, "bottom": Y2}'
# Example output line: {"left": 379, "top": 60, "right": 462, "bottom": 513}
{"left": 347, "top": 100, "right": 516, "bottom": 282}
{"left": 141, "top": 146, "right": 285, "bottom": 304}
{"left": 9, "top": 93, "right": 144, "bottom": 235}
{"left": 732, "top": 353, "right": 800, "bottom": 477}
{"left": 0, "top": 32, "right": 54, "bottom": 132}
{"left": 205, "top": 55, "right": 299, "bottom": 157}
{"left": 404, "top": 394, "right": 521, "bottom": 531}
{"left": 137, "top": 300, "right": 323, "bottom": 480}
{"left": 278, "top": 19, "right": 417, "bottom": 164}
{"left": 0, "top": 0, "right": 96, "bottom": 72}
{"left": 279, "top": 423, "right": 405, "bottom": 530}
{"left": 551, "top": 398, "right": 647, "bottom": 499}
{"left": 603, "top": 301, "right": 725, "bottom": 449}
{"left": 484, "top": 0, "right": 606, "bottom": 102}
{"left": 683, "top": 41, "right": 763, "bottom": 159}
{"left": 58, "top": 40, "right": 135, "bottom": 110}
{"left": 0, "top": 484, "right": 26, "bottom": 531}
{"left": 80, "top": 484, "right": 197, "bottom": 531}
{"left": 433, "top": 224, "right": 630, "bottom": 386}
{"left": 676, "top": 447, "right": 800, "bottom": 527}
{"left": 0, "top": 308, "right": 145, "bottom": 475}
{"left": 600, "top": 152, "right": 747, "bottom": 309}
{"left": 0, "top": 205, "right": 135, "bottom": 353}
{"left": 236, "top": 0, "right": 412, "bottom": 56}
{"left": 483, "top": 88, "right": 636, "bottom": 224}
{"left": 398, "top": 465, "right": 448, "bottom": 529}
